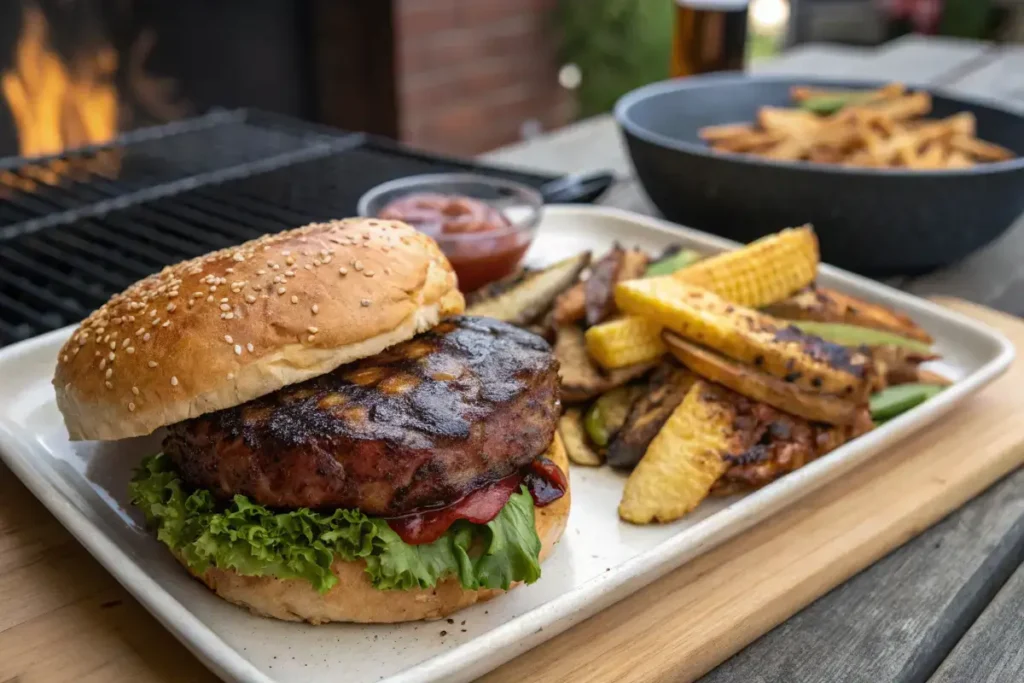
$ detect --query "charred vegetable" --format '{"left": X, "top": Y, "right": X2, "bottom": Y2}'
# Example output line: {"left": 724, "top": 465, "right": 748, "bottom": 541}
{"left": 618, "top": 380, "right": 734, "bottom": 524}
{"left": 583, "top": 384, "right": 644, "bottom": 448}
{"left": 616, "top": 277, "right": 874, "bottom": 400}
{"left": 559, "top": 409, "right": 603, "bottom": 466}
{"left": 553, "top": 282, "right": 586, "bottom": 325}
{"left": 663, "top": 332, "right": 863, "bottom": 426}
{"left": 764, "top": 285, "right": 932, "bottom": 344}
{"left": 607, "top": 363, "right": 695, "bottom": 469}
{"left": 787, "top": 321, "right": 932, "bottom": 354}
{"left": 584, "top": 246, "right": 649, "bottom": 326}
{"left": 466, "top": 252, "right": 590, "bottom": 325}
{"left": 555, "top": 325, "right": 654, "bottom": 403}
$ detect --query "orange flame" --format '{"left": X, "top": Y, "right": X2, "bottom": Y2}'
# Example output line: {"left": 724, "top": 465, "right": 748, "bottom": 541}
{"left": 1, "top": 5, "right": 119, "bottom": 158}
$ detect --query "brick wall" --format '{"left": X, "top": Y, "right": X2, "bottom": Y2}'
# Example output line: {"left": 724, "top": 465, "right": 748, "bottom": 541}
{"left": 394, "top": 0, "right": 574, "bottom": 156}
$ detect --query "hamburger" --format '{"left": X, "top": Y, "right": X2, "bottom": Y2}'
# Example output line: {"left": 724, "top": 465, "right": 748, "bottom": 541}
{"left": 52, "top": 218, "right": 570, "bottom": 624}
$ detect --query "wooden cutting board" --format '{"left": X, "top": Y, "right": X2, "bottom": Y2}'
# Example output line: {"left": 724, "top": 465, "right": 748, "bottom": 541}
{"left": 2, "top": 298, "right": 1022, "bottom": 683}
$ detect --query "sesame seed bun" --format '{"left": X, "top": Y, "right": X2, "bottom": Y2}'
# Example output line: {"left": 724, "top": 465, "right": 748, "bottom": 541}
{"left": 183, "top": 432, "right": 570, "bottom": 624}
{"left": 53, "top": 218, "right": 464, "bottom": 441}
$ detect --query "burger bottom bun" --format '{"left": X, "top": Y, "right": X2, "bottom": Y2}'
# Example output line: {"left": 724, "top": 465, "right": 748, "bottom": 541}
{"left": 183, "top": 432, "right": 570, "bottom": 624}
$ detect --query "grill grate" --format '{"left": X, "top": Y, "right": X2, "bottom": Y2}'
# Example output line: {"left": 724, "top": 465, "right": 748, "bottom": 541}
{"left": 0, "top": 110, "right": 556, "bottom": 347}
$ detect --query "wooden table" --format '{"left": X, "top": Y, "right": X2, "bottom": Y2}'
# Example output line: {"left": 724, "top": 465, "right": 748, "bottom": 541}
{"left": 483, "top": 35, "right": 1024, "bottom": 683}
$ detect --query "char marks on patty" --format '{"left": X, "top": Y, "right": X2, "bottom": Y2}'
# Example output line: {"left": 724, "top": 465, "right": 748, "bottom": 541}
{"left": 163, "top": 316, "right": 560, "bottom": 516}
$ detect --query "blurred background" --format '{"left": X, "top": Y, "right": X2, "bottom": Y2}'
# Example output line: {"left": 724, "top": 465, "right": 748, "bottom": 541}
{"left": 0, "top": 0, "right": 1022, "bottom": 160}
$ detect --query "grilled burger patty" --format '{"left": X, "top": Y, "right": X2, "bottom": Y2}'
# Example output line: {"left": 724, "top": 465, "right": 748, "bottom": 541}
{"left": 163, "top": 316, "right": 560, "bottom": 516}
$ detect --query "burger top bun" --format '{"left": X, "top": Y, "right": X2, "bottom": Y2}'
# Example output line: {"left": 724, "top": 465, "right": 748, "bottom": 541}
{"left": 54, "top": 218, "right": 464, "bottom": 441}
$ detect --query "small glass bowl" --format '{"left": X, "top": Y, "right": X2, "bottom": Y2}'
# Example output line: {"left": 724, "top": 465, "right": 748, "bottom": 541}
{"left": 357, "top": 173, "right": 543, "bottom": 292}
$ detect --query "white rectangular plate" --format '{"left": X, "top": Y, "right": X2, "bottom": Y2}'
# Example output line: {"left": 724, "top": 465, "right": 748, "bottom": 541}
{"left": 0, "top": 205, "right": 1014, "bottom": 683}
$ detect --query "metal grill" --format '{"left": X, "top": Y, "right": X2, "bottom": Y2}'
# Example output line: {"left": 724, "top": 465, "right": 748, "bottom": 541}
{"left": 0, "top": 110, "right": 555, "bottom": 346}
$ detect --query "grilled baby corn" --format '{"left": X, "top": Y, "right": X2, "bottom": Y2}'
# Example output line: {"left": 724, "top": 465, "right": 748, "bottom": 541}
{"left": 619, "top": 380, "right": 735, "bottom": 523}
{"left": 615, "top": 277, "right": 873, "bottom": 399}
{"left": 587, "top": 226, "right": 820, "bottom": 369}
{"left": 680, "top": 226, "right": 819, "bottom": 309}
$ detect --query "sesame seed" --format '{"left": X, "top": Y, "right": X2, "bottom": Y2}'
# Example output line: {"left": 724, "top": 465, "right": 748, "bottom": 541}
{"left": 224, "top": 335, "right": 233, "bottom": 344}
{"left": 220, "top": 297, "right": 229, "bottom": 303}
{"left": 285, "top": 270, "right": 295, "bottom": 278}
{"left": 122, "top": 338, "right": 130, "bottom": 348}
{"left": 131, "top": 386, "right": 139, "bottom": 395}
{"left": 128, "top": 402, "right": 136, "bottom": 412}
{"left": 220, "top": 303, "right": 231, "bottom": 312}
{"left": 307, "top": 335, "right": 315, "bottom": 343}
{"left": 353, "top": 260, "right": 364, "bottom": 271}
{"left": 227, "top": 372, "right": 235, "bottom": 380}
{"left": 105, "top": 368, "right": 113, "bottom": 379}
{"left": 224, "top": 312, "right": 235, "bottom": 320}
{"left": 99, "top": 359, "right": 107, "bottom": 370}
{"left": 171, "top": 376, "right": 179, "bottom": 386}
{"left": 311, "top": 304, "right": 319, "bottom": 315}
{"left": 364, "top": 270, "right": 375, "bottom": 278}
{"left": 291, "top": 295, "right": 299, "bottom": 304}
{"left": 225, "top": 268, "right": 235, "bottom": 274}
{"left": 282, "top": 250, "right": 291, "bottom": 256}
{"left": 148, "top": 310, "right": 156, "bottom": 317}
{"left": 166, "top": 303, "right": 176, "bottom": 312}
{"left": 126, "top": 347, "right": 135, "bottom": 354}
{"left": 256, "top": 269, "right": 266, "bottom": 276}
{"left": 206, "top": 295, "right": 215, "bottom": 303}
{"left": 148, "top": 361, "right": 158, "bottom": 368}
{"left": 105, "top": 381, "right": 113, "bottom": 389}
{"left": 361, "top": 298, "right": 371, "bottom": 307}
{"left": 234, "top": 344, "right": 242, "bottom": 356}
{"left": 245, "top": 295, "right": 256, "bottom": 304}
{"left": 109, "top": 340, "right": 117, "bottom": 350}
{"left": 209, "top": 285, "right": 217, "bottom": 292}
{"left": 285, "top": 256, "right": 295, "bottom": 266}
{"left": 307, "top": 326, "right": 319, "bottom": 334}
{"left": 108, "top": 352, "right": 115, "bottom": 361}
{"left": 247, "top": 343, "right": 254, "bottom": 353}
{"left": 143, "top": 333, "right": 151, "bottom": 342}
{"left": 62, "top": 354, "right": 69, "bottom": 362}
{"left": 278, "top": 286, "right": 287, "bottom": 295}
{"left": 339, "top": 267, "right": 348, "bottom": 276}
{"left": 162, "top": 321, "right": 171, "bottom": 328}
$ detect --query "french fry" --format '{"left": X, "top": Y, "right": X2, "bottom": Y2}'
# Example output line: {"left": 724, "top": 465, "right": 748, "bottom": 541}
{"left": 699, "top": 83, "right": 1012, "bottom": 169}
{"left": 949, "top": 134, "right": 1014, "bottom": 162}
{"left": 698, "top": 122, "right": 758, "bottom": 142}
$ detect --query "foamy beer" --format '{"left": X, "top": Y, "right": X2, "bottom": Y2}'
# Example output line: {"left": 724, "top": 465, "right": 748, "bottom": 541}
{"left": 671, "top": 0, "right": 749, "bottom": 77}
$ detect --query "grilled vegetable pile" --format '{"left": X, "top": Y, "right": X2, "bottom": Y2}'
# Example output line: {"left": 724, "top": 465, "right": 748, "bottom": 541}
{"left": 464, "top": 226, "right": 950, "bottom": 524}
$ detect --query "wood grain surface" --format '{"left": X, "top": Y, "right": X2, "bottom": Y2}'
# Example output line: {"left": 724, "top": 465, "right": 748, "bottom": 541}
{"left": 929, "top": 558, "right": 1024, "bottom": 683}
{"left": 0, "top": 298, "right": 1021, "bottom": 683}
{"left": 699, "top": 468, "right": 1024, "bottom": 683}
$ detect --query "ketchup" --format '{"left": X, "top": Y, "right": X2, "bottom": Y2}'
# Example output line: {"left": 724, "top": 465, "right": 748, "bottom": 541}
{"left": 377, "top": 193, "right": 531, "bottom": 292}
{"left": 386, "top": 457, "right": 567, "bottom": 546}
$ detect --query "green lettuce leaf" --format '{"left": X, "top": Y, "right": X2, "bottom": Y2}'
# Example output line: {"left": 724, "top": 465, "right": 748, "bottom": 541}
{"left": 129, "top": 453, "right": 543, "bottom": 594}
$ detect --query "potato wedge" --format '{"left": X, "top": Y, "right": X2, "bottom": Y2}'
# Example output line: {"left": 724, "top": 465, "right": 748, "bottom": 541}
{"left": 466, "top": 252, "right": 589, "bottom": 325}
{"left": 553, "top": 281, "right": 586, "bottom": 325}
{"left": 663, "top": 332, "right": 863, "bottom": 426}
{"left": 619, "top": 380, "right": 734, "bottom": 524}
{"left": 559, "top": 408, "right": 603, "bottom": 466}
{"left": 764, "top": 285, "right": 933, "bottom": 343}
{"left": 607, "top": 363, "right": 694, "bottom": 469}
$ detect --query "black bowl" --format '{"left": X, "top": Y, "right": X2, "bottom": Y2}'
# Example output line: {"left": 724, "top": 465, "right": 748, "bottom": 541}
{"left": 615, "top": 73, "right": 1024, "bottom": 275}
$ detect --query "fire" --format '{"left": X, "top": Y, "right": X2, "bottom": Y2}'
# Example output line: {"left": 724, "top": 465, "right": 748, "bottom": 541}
{"left": 1, "top": 5, "right": 119, "bottom": 158}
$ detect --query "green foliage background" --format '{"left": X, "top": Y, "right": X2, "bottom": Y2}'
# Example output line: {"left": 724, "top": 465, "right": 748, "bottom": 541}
{"left": 555, "top": 0, "right": 675, "bottom": 119}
